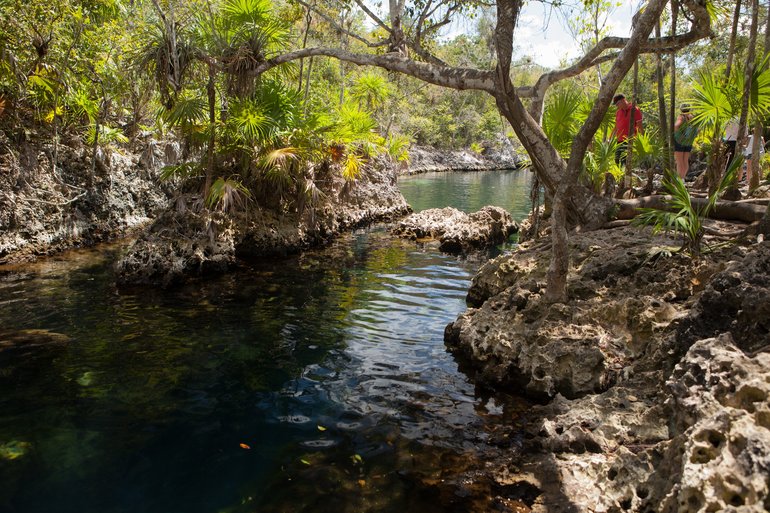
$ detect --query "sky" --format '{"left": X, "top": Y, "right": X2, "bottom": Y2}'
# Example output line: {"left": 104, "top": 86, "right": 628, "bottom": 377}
{"left": 516, "top": 0, "right": 638, "bottom": 69}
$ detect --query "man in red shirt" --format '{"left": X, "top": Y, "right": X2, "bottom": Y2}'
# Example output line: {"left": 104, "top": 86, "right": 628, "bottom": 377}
{"left": 611, "top": 94, "right": 643, "bottom": 164}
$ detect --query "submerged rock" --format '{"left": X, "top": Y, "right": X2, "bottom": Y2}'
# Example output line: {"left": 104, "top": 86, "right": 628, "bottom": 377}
{"left": 393, "top": 206, "right": 518, "bottom": 253}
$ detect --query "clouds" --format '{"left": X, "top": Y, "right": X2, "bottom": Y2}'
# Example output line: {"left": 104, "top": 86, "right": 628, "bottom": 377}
{"left": 516, "top": 0, "right": 637, "bottom": 69}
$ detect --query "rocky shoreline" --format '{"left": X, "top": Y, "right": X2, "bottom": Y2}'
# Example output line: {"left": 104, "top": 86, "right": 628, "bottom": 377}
{"left": 444, "top": 227, "right": 770, "bottom": 512}
{"left": 0, "top": 139, "right": 517, "bottom": 267}
{"left": 2, "top": 135, "right": 768, "bottom": 511}
{"left": 405, "top": 143, "right": 523, "bottom": 174}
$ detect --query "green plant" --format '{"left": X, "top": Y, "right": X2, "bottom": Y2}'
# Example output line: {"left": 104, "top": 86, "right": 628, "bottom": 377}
{"left": 470, "top": 142, "right": 484, "bottom": 154}
{"left": 582, "top": 139, "right": 622, "bottom": 193}
{"left": 206, "top": 176, "right": 251, "bottom": 212}
{"left": 542, "top": 87, "right": 588, "bottom": 157}
{"left": 633, "top": 155, "right": 743, "bottom": 255}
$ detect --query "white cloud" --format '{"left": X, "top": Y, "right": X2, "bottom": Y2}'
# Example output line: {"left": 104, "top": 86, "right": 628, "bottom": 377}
{"left": 516, "top": 0, "right": 638, "bottom": 69}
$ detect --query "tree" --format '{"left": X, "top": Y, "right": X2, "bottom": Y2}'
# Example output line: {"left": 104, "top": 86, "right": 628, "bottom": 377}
{"left": 252, "top": 0, "right": 712, "bottom": 302}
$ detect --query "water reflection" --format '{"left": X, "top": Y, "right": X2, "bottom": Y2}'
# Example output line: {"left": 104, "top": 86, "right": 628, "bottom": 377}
{"left": 0, "top": 170, "right": 532, "bottom": 513}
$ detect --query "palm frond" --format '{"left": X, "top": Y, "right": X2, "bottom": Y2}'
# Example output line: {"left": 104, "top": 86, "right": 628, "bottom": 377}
{"left": 542, "top": 87, "right": 588, "bottom": 157}
{"left": 166, "top": 96, "right": 208, "bottom": 127}
{"left": 206, "top": 176, "right": 252, "bottom": 212}
{"left": 343, "top": 152, "right": 365, "bottom": 181}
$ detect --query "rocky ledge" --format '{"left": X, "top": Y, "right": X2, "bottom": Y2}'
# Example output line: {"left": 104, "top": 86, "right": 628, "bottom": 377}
{"left": 0, "top": 136, "right": 175, "bottom": 264}
{"left": 115, "top": 157, "right": 411, "bottom": 287}
{"left": 393, "top": 206, "right": 518, "bottom": 253}
{"left": 445, "top": 227, "right": 770, "bottom": 511}
{"left": 405, "top": 144, "right": 522, "bottom": 174}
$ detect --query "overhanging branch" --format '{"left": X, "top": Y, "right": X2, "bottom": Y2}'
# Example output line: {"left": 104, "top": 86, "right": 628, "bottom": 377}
{"left": 255, "top": 48, "right": 496, "bottom": 93}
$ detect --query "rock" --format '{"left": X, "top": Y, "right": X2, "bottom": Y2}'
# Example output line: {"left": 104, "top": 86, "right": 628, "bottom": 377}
{"left": 659, "top": 334, "right": 770, "bottom": 512}
{"left": 115, "top": 157, "right": 411, "bottom": 287}
{"left": 405, "top": 144, "right": 522, "bottom": 175}
{"left": 393, "top": 206, "right": 518, "bottom": 253}
{"left": 0, "top": 139, "right": 174, "bottom": 264}
{"left": 446, "top": 227, "right": 713, "bottom": 400}
{"left": 674, "top": 241, "right": 770, "bottom": 355}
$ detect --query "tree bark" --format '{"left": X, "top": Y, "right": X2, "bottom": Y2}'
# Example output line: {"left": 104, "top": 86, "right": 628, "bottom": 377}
{"left": 736, "top": 0, "right": 759, "bottom": 194}
{"left": 759, "top": 0, "right": 770, "bottom": 235}
{"left": 655, "top": 21, "right": 670, "bottom": 173}
{"left": 725, "top": 0, "right": 743, "bottom": 78}
{"left": 616, "top": 196, "right": 766, "bottom": 222}
{"left": 669, "top": 0, "right": 678, "bottom": 174}
{"left": 622, "top": 57, "right": 639, "bottom": 192}
{"left": 205, "top": 64, "right": 216, "bottom": 200}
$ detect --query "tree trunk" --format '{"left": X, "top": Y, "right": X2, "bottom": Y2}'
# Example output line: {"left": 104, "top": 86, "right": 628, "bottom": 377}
{"left": 736, "top": 0, "right": 759, "bottom": 193}
{"left": 759, "top": 0, "right": 770, "bottom": 234}
{"left": 545, "top": 194, "right": 569, "bottom": 303}
{"left": 655, "top": 21, "right": 669, "bottom": 173}
{"left": 298, "top": 5, "right": 312, "bottom": 92}
{"left": 205, "top": 64, "right": 216, "bottom": 200}
{"left": 616, "top": 196, "right": 766, "bottom": 222}
{"left": 622, "top": 57, "right": 639, "bottom": 192}
{"left": 669, "top": 0, "right": 678, "bottom": 174}
{"left": 725, "top": 0, "right": 743, "bottom": 78}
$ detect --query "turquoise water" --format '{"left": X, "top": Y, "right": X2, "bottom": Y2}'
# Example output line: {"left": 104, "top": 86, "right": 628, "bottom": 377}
{"left": 0, "top": 169, "right": 532, "bottom": 513}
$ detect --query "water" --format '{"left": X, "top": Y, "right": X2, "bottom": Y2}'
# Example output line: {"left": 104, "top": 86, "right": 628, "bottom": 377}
{"left": 0, "top": 170, "right": 532, "bottom": 513}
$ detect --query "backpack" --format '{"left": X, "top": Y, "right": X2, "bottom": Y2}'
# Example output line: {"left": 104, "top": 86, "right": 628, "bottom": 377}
{"left": 674, "top": 123, "right": 698, "bottom": 147}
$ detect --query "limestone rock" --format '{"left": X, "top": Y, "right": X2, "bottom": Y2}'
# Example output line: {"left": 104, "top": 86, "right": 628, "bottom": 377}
{"left": 0, "top": 140, "right": 173, "bottom": 264}
{"left": 446, "top": 227, "right": 710, "bottom": 399}
{"left": 393, "top": 206, "right": 518, "bottom": 253}
{"left": 405, "top": 144, "right": 521, "bottom": 174}
{"left": 660, "top": 334, "right": 770, "bottom": 512}
{"left": 674, "top": 241, "right": 770, "bottom": 354}
{"left": 115, "top": 157, "right": 410, "bottom": 287}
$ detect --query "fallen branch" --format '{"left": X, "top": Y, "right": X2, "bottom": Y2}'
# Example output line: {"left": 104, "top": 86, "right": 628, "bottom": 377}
{"left": 616, "top": 196, "right": 766, "bottom": 223}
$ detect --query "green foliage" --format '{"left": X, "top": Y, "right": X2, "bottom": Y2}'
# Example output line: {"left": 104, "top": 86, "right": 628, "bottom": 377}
{"left": 631, "top": 131, "right": 665, "bottom": 170}
{"left": 350, "top": 72, "right": 393, "bottom": 111}
{"left": 582, "top": 139, "right": 622, "bottom": 192}
{"left": 206, "top": 176, "right": 252, "bottom": 212}
{"left": 633, "top": 156, "right": 742, "bottom": 255}
{"left": 542, "top": 87, "right": 588, "bottom": 157}
{"left": 85, "top": 124, "right": 128, "bottom": 145}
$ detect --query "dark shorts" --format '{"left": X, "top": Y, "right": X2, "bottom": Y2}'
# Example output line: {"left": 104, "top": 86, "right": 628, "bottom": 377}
{"left": 674, "top": 141, "right": 692, "bottom": 152}
{"left": 724, "top": 140, "right": 737, "bottom": 162}
{"left": 614, "top": 141, "right": 628, "bottom": 164}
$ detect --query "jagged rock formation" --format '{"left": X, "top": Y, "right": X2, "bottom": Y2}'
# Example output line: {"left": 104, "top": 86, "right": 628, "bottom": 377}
{"left": 115, "top": 158, "right": 410, "bottom": 287}
{"left": 446, "top": 227, "right": 714, "bottom": 399}
{"left": 393, "top": 206, "right": 518, "bottom": 253}
{"left": 446, "top": 230, "right": 770, "bottom": 511}
{"left": 405, "top": 144, "right": 522, "bottom": 175}
{"left": 0, "top": 136, "right": 174, "bottom": 264}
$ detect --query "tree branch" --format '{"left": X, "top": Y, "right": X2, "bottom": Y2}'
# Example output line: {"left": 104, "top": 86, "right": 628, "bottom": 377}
{"left": 254, "top": 47, "right": 496, "bottom": 92}
{"left": 295, "top": 0, "right": 385, "bottom": 48}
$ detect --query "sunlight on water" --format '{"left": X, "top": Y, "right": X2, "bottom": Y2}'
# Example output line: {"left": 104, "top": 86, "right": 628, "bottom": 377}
{"left": 0, "top": 170, "right": 532, "bottom": 513}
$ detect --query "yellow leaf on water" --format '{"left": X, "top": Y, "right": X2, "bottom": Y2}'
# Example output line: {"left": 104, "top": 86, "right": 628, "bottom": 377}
{"left": 357, "top": 480, "right": 366, "bottom": 487}
{"left": 301, "top": 459, "right": 311, "bottom": 465}
{"left": 239, "top": 443, "right": 251, "bottom": 450}
{"left": 317, "top": 425, "right": 327, "bottom": 431}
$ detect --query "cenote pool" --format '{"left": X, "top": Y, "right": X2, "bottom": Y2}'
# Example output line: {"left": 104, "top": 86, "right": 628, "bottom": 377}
{"left": 0, "top": 169, "right": 533, "bottom": 513}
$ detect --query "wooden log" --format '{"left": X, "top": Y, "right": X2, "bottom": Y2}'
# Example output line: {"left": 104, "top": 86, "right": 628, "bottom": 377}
{"left": 616, "top": 195, "right": 767, "bottom": 223}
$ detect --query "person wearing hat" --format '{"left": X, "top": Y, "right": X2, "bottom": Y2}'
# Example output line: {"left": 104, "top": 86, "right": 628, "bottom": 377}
{"left": 611, "top": 94, "right": 643, "bottom": 165}
{"left": 673, "top": 103, "right": 699, "bottom": 179}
